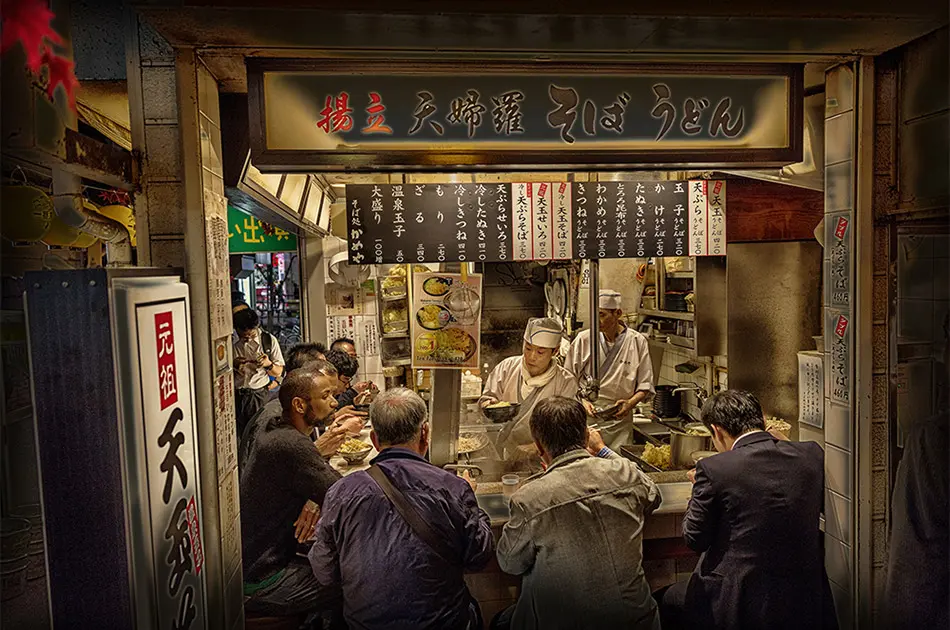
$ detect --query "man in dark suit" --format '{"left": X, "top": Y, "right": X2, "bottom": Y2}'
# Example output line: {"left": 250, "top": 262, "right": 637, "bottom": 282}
{"left": 656, "top": 390, "right": 837, "bottom": 630}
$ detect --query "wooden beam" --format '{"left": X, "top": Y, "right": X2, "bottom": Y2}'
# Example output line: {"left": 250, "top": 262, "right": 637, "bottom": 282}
{"left": 63, "top": 128, "right": 136, "bottom": 190}
{"left": 727, "top": 178, "right": 825, "bottom": 243}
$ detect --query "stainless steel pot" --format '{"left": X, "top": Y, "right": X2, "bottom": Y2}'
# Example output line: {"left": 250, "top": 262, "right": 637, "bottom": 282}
{"left": 670, "top": 425, "right": 712, "bottom": 468}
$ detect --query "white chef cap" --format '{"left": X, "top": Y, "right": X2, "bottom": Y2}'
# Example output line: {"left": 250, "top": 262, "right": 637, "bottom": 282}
{"left": 523, "top": 317, "right": 563, "bottom": 349}
{"left": 598, "top": 289, "right": 622, "bottom": 310}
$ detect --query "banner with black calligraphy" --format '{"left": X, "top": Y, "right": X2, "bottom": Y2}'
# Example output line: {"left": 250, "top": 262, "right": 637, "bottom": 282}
{"left": 250, "top": 60, "right": 802, "bottom": 171}
{"left": 136, "top": 298, "right": 207, "bottom": 630}
{"left": 346, "top": 181, "right": 726, "bottom": 264}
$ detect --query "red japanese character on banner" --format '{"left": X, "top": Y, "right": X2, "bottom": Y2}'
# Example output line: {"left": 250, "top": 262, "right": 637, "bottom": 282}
{"left": 362, "top": 92, "right": 392, "bottom": 134}
{"left": 317, "top": 92, "right": 354, "bottom": 133}
{"left": 155, "top": 311, "right": 179, "bottom": 410}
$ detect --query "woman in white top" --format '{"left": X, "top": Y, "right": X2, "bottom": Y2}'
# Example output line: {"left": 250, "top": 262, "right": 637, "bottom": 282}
{"left": 480, "top": 317, "right": 578, "bottom": 458}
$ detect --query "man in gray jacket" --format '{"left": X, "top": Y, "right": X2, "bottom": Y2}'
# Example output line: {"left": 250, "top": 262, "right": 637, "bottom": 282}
{"left": 494, "top": 396, "right": 661, "bottom": 630}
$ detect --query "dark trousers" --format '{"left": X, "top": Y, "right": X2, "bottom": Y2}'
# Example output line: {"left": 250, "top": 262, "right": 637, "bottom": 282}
{"left": 244, "top": 561, "right": 344, "bottom": 623}
{"left": 235, "top": 386, "right": 268, "bottom": 437}
{"left": 490, "top": 605, "right": 515, "bottom": 630}
{"left": 654, "top": 580, "right": 690, "bottom": 630}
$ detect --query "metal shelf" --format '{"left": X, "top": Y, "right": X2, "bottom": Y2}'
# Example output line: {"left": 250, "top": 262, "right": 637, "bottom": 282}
{"left": 666, "top": 271, "right": 694, "bottom": 279}
{"left": 640, "top": 308, "right": 694, "bottom": 322}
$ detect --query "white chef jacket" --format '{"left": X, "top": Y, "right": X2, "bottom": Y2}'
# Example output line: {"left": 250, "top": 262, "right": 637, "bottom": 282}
{"left": 480, "top": 355, "right": 578, "bottom": 454}
{"left": 232, "top": 330, "right": 284, "bottom": 390}
{"left": 565, "top": 326, "right": 655, "bottom": 406}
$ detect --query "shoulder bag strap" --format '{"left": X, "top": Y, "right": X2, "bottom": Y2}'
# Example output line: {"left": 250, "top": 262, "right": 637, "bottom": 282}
{"left": 366, "top": 464, "right": 457, "bottom": 565}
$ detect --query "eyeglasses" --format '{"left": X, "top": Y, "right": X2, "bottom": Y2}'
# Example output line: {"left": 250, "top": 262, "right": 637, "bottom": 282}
{"left": 340, "top": 375, "right": 352, "bottom": 385}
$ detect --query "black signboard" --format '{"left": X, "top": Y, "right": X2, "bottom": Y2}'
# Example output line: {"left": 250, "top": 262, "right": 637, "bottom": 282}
{"left": 573, "top": 181, "right": 690, "bottom": 260}
{"left": 347, "top": 183, "right": 512, "bottom": 264}
{"left": 346, "top": 181, "right": 723, "bottom": 264}
{"left": 249, "top": 60, "right": 803, "bottom": 172}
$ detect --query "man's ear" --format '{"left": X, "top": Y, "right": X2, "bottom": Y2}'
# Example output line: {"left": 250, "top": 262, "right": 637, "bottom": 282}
{"left": 370, "top": 430, "right": 381, "bottom": 451}
{"left": 293, "top": 396, "right": 307, "bottom": 415}
{"left": 533, "top": 437, "right": 547, "bottom": 460}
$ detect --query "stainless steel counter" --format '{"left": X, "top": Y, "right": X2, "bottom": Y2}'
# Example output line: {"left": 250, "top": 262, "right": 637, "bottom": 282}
{"left": 476, "top": 480, "right": 692, "bottom": 526}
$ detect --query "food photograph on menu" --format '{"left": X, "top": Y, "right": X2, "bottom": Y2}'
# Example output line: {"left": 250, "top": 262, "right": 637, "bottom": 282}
{"left": 410, "top": 272, "right": 482, "bottom": 369}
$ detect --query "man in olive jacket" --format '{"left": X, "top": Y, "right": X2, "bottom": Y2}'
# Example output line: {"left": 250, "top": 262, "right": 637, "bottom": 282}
{"left": 494, "top": 397, "right": 661, "bottom": 630}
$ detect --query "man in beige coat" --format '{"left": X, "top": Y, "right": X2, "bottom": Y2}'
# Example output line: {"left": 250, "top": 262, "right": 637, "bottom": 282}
{"left": 493, "top": 397, "right": 661, "bottom": 630}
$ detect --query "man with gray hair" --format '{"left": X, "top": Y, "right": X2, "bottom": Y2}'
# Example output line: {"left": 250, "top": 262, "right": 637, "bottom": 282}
{"left": 310, "top": 387, "right": 494, "bottom": 630}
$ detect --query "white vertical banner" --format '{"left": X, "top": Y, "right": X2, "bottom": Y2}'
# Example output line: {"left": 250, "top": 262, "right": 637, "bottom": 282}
{"left": 553, "top": 182, "right": 573, "bottom": 260}
{"left": 134, "top": 294, "right": 208, "bottom": 630}
{"left": 531, "top": 182, "right": 553, "bottom": 261}
{"left": 708, "top": 180, "right": 727, "bottom": 256}
{"left": 511, "top": 182, "right": 533, "bottom": 261}
{"left": 688, "top": 180, "right": 709, "bottom": 256}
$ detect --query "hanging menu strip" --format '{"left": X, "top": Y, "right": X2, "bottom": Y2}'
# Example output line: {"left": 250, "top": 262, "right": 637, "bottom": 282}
{"left": 346, "top": 180, "right": 725, "bottom": 264}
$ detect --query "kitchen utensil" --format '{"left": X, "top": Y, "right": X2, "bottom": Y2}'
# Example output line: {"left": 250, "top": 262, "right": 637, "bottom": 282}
{"left": 457, "top": 432, "right": 490, "bottom": 454}
{"left": 592, "top": 402, "right": 622, "bottom": 421}
{"left": 482, "top": 402, "right": 521, "bottom": 424}
{"left": 670, "top": 429, "right": 712, "bottom": 469}
{"left": 619, "top": 445, "right": 663, "bottom": 473}
{"left": 653, "top": 385, "right": 681, "bottom": 418}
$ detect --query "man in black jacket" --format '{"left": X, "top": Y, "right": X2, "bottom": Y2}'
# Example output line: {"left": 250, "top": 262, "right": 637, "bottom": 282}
{"left": 656, "top": 390, "right": 836, "bottom": 630}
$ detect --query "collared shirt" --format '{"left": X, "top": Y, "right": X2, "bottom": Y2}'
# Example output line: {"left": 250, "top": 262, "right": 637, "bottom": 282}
{"left": 233, "top": 329, "right": 284, "bottom": 390}
{"left": 731, "top": 430, "right": 768, "bottom": 450}
{"left": 309, "top": 447, "right": 494, "bottom": 630}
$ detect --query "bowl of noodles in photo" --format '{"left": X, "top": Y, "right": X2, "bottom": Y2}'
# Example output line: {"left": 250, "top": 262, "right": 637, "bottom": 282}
{"left": 416, "top": 304, "right": 452, "bottom": 330}
{"left": 415, "top": 329, "right": 477, "bottom": 365}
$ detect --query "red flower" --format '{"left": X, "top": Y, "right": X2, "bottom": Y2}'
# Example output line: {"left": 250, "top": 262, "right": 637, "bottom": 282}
{"left": 1, "top": 0, "right": 79, "bottom": 112}
{"left": 0, "top": 0, "right": 62, "bottom": 73}
{"left": 43, "top": 47, "right": 78, "bottom": 110}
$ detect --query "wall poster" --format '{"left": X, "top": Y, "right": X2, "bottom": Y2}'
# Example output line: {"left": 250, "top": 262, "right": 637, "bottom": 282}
{"left": 411, "top": 272, "right": 482, "bottom": 370}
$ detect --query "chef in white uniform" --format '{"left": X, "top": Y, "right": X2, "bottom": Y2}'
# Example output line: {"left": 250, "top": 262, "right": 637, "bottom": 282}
{"left": 566, "top": 289, "right": 654, "bottom": 450}
{"left": 480, "top": 317, "right": 578, "bottom": 458}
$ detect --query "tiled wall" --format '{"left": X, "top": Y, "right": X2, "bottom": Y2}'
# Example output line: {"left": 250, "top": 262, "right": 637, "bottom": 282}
{"left": 823, "top": 63, "right": 856, "bottom": 630}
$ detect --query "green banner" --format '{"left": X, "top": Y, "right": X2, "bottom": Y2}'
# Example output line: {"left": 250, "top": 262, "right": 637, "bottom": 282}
{"left": 228, "top": 205, "right": 298, "bottom": 254}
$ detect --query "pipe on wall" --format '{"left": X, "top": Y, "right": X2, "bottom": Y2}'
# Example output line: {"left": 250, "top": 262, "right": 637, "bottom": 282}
{"left": 52, "top": 167, "right": 133, "bottom": 265}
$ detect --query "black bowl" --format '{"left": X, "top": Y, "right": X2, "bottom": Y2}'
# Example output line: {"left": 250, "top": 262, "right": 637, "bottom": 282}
{"left": 482, "top": 403, "right": 521, "bottom": 423}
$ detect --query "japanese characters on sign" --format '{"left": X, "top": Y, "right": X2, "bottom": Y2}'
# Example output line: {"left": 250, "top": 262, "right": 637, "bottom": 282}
{"left": 252, "top": 62, "right": 801, "bottom": 169}
{"left": 227, "top": 205, "right": 298, "bottom": 254}
{"left": 798, "top": 351, "right": 824, "bottom": 429}
{"left": 346, "top": 181, "right": 727, "bottom": 264}
{"left": 512, "top": 183, "right": 533, "bottom": 261}
{"left": 136, "top": 299, "right": 207, "bottom": 630}
{"left": 553, "top": 183, "right": 573, "bottom": 260}
{"left": 829, "top": 312, "right": 852, "bottom": 406}
{"left": 531, "top": 183, "right": 552, "bottom": 261}
{"left": 827, "top": 212, "right": 852, "bottom": 309}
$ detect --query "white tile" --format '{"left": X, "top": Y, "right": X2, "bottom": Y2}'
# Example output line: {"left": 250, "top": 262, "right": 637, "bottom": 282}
{"left": 825, "top": 533, "right": 852, "bottom": 591}
{"left": 829, "top": 580, "right": 852, "bottom": 630}
{"left": 825, "top": 488, "right": 852, "bottom": 546}
{"left": 825, "top": 403, "right": 852, "bottom": 451}
{"left": 825, "top": 444, "right": 853, "bottom": 499}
